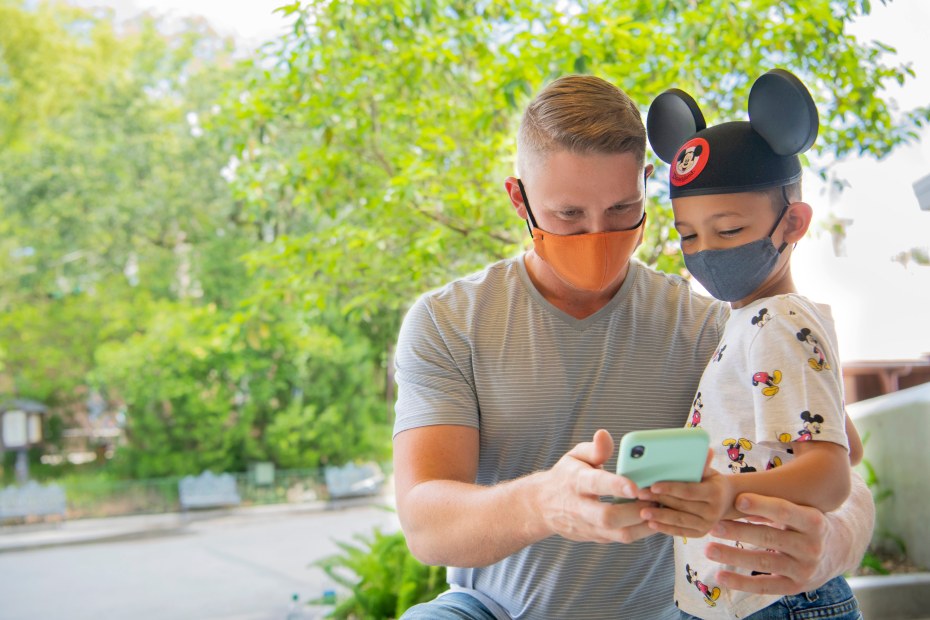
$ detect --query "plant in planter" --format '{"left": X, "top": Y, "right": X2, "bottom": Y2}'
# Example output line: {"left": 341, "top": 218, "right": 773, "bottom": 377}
{"left": 313, "top": 527, "right": 448, "bottom": 619}
{"left": 853, "top": 434, "right": 923, "bottom": 577}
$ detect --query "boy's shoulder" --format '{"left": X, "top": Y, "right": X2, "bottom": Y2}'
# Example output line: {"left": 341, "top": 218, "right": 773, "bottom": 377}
{"left": 739, "top": 293, "right": 831, "bottom": 321}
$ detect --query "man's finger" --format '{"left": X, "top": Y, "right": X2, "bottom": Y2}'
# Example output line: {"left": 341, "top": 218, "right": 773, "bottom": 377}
{"left": 567, "top": 429, "right": 615, "bottom": 467}
{"left": 575, "top": 467, "right": 634, "bottom": 499}
{"left": 709, "top": 521, "right": 809, "bottom": 560}
{"left": 714, "top": 570, "right": 799, "bottom": 596}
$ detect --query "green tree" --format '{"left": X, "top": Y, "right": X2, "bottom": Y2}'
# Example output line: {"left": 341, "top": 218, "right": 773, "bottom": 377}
{"left": 93, "top": 301, "right": 391, "bottom": 477}
{"left": 225, "top": 0, "right": 929, "bottom": 332}
{"left": 3, "top": 0, "right": 928, "bottom": 479}
{"left": 0, "top": 1, "right": 247, "bottom": 407}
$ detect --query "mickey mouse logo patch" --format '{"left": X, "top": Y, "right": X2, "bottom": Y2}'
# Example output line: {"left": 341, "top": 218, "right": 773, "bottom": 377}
{"left": 671, "top": 137, "right": 709, "bottom": 186}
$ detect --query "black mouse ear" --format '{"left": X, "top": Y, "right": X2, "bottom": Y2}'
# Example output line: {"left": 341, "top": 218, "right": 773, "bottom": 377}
{"left": 748, "top": 69, "right": 818, "bottom": 156}
{"left": 647, "top": 89, "right": 707, "bottom": 164}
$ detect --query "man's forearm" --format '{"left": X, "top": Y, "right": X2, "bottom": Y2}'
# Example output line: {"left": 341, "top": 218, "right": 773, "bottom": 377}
{"left": 823, "top": 471, "right": 875, "bottom": 577}
{"left": 399, "top": 473, "right": 551, "bottom": 568}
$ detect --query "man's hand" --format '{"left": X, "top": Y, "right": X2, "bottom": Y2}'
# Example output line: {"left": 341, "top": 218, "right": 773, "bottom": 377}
{"left": 636, "top": 451, "right": 736, "bottom": 538}
{"left": 535, "top": 429, "right": 657, "bottom": 545}
{"left": 705, "top": 492, "right": 838, "bottom": 595}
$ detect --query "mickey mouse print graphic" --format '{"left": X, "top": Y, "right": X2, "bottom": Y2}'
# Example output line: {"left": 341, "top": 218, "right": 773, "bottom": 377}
{"left": 797, "top": 327, "right": 831, "bottom": 371}
{"left": 673, "top": 138, "right": 709, "bottom": 186}
{"left": 646, "top": 69, "right": 865, "bottom": 620}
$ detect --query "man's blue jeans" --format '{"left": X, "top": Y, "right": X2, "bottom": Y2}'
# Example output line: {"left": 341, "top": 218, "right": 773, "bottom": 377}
{"left": 401, "top": 592, "right": 497, "bottom": 620}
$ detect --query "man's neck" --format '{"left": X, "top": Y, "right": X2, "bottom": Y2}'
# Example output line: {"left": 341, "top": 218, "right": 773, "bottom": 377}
{"left": 523, "top": 251, "right": 628, "bottom": 319}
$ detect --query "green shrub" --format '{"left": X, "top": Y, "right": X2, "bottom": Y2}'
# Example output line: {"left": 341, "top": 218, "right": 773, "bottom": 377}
{"left": 314, "top": 527, "right": 448, "bottom": 619}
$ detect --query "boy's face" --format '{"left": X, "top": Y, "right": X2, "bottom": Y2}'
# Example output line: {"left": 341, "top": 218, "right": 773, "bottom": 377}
{"left": 672, "top": 191, "right": 782, "bottom": 255}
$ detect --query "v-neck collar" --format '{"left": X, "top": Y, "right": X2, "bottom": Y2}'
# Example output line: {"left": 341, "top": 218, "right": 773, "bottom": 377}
{"left": 516, "top": 254, "right": 638, "bottom": 330}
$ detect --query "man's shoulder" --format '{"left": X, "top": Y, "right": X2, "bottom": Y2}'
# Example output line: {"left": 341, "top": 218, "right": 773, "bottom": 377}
{"left": 404, "top": 257, "right": 523, "bottom": 328}
{"left": 420, "top": 257, "right": 522, "bottom": 305}
{"left": 630, "top": 260, "right": 726, "bottom": 314}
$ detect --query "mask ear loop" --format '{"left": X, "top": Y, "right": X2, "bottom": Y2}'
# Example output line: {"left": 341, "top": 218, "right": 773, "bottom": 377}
{"left": 516, "top": 179, "right": 538, "bottom": 237}
{"left": 519, "top": 173, "right": 650, "bottom": 237}
{"left": 770, "top": 185, "right": 792, "bottom": 253}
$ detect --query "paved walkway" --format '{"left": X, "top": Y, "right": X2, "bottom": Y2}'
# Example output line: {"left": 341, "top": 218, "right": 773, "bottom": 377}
{"left": 0, "top": 495, "right": 385, "bottom": 554}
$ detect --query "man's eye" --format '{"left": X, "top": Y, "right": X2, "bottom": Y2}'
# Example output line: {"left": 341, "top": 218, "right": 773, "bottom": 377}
{"left": 720, "top": 228, "right": 743, "bottom": 237}
{"left": 679, "top": 233, "right": 696, "bottom": 242}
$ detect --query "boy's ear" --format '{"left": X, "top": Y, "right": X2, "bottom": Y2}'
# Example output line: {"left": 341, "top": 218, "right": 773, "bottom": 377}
{"left": 783, "top": 201, "right": 813, "bottom": 243}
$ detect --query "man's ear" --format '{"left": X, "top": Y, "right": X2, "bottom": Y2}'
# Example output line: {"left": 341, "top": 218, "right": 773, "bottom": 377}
{"left": 783, "top": 201, "right": 813, "bottom": 244}
{"left": 504, "top": 176, "right": 528, "bottom": 219}
{"left": 644, "top": 163, "right": 655, "bottom": 181}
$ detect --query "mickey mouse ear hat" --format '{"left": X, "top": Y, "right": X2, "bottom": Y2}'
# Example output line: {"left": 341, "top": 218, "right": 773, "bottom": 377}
{"left": 646, "top": 69, "right": 819, "bottom": 199}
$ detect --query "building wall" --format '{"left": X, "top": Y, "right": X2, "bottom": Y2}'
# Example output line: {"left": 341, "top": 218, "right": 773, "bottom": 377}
{"left": 848, "top": 383, "right": 930, "bottom": 569}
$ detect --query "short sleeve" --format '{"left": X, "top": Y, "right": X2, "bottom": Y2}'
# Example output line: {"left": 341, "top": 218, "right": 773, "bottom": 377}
{"left": 392, "top": 295, "right": 479, "bottom": 437}
{"left": 746, "top": 301, "right": 848, "bottom": 452}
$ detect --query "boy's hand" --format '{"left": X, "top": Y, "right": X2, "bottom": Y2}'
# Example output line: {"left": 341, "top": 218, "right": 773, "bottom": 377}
{"left": 636, "top": 451, "right": 736, "bottom": 538}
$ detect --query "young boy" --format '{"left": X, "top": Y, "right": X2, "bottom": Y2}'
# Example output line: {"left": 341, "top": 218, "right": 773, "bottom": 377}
{"left": 642, "top": 69, "right": 864, "bottom": 619}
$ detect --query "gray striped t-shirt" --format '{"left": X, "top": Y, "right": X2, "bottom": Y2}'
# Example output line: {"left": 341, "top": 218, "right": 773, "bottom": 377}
{"left": 394, "top": 256, "right": 727, "bottom": 619}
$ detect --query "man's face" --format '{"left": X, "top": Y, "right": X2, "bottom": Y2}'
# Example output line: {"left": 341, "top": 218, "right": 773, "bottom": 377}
{"left": 513, "top": 150, "right": 649, "bottom": 236}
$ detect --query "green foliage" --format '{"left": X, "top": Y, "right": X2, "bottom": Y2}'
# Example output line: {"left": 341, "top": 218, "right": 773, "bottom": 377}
{"left": 314, "top": 527, "right": 448, "bottom": 619}
{"left": 2, "top": 0, "right": 928, "bottom": 479}
{"left": 224, "top": 0, "right": 929, "bottom": 316}
{"left": 93, "top": 301, "right": 391, "bottom": 477}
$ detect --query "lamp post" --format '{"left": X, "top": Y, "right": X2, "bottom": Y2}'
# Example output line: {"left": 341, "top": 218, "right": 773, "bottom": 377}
{"left": 1, "top": 400, "right": 48, "bottom": 484}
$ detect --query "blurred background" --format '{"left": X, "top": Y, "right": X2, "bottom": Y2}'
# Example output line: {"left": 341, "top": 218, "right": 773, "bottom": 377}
{"left": 1, "top": 1, "right": 928, "bottom": 618}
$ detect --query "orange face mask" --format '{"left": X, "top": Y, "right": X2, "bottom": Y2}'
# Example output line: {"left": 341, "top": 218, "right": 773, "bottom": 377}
{"left": 519, "top": 180, "right": 647, "bottom": 292}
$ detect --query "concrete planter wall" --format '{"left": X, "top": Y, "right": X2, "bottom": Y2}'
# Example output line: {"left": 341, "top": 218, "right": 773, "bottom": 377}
{"left": 847, "top": 382, "right": 930, "bottom": 569}
{"left": 849, "top": 573, "right": 930, "bottom": 620}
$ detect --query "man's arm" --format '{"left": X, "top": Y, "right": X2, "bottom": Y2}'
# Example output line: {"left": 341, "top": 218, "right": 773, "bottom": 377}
{"left": 394, "top": 426, "right": 655, "bottom": 568}
{"left": 705, "top": 470, "right": 874, "bottom": 594}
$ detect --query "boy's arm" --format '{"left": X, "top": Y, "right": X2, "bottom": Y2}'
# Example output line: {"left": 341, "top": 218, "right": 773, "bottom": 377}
{"left": 638, "top": 440, "right": 850, "bottom": 538}
{"left": 845, "top": 413, "right": 863, "bottom": 466}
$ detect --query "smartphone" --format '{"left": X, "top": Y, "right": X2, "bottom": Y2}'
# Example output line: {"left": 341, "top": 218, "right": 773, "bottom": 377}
{"left": 616, "top": 428, "right": 710, "bottom": 489}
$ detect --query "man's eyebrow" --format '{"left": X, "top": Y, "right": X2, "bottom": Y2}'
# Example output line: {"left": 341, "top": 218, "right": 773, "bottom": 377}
{"left": 555, "top": 196, "right": 645, "bottom": 210}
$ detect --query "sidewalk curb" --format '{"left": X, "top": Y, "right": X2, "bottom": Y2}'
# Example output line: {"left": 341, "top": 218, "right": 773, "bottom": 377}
{"left": 0, "top": 494, "right": 393, "bottom": 554}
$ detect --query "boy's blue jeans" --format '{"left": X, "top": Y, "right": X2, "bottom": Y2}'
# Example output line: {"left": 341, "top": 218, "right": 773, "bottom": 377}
{"left": 679, "top": 576, "right": 861, "bottom": 620}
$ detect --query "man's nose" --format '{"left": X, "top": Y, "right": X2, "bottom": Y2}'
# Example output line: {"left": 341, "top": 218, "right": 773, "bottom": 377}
{"left": 584, "top": 214, "right": 613, "bottom": 235}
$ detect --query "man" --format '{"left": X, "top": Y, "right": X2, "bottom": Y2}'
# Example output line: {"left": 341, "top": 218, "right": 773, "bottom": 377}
{"left": 392, "top": 75, "right": 873, "bottom": 619}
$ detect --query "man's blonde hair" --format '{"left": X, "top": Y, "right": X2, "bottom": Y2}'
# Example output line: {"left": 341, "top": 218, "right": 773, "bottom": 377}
{"left": 517, "top": 75, "right": 646, "bottom": 181}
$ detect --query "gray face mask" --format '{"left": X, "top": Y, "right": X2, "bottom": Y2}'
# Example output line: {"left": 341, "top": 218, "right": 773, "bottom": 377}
{"left": 683, "top": 205, "right": 789, "bottom": 302}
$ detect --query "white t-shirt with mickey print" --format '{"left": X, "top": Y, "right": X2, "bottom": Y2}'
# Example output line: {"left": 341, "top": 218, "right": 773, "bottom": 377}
{"left": 675, "top": 294, "right": 850, "bottom": 619}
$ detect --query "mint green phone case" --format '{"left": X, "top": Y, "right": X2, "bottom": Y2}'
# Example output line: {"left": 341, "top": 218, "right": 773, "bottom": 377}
{"left": 616, "top": 428, "right": 710, "bottom": 488}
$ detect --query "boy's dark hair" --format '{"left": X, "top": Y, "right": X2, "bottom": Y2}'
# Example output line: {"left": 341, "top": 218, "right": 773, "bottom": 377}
{"left": 761, "top": 181, "right": 802, "bottom": 212}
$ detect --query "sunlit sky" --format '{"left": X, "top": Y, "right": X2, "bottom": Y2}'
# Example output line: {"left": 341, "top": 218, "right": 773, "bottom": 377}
{"left": 74, "top": 0, "right": 930, "bottom": 362}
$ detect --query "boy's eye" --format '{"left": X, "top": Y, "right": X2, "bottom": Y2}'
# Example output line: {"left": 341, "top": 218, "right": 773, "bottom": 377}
{"left": 720, "top": 228, "right": 743, "bottom": 237}
{"left": 679, "top": 233, "right": 696, "bottom": 242}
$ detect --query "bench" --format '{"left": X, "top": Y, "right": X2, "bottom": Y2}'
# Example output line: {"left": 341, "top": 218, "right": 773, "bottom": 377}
{"left": 0, "top": 481, "right": 67, "bottom": 521}
{"left": 178, "top": 471, "right": 241, "bottom": 511}
{"left": 324, "top": 462, "right": 385, "bottom": 500}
